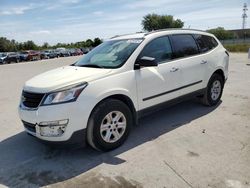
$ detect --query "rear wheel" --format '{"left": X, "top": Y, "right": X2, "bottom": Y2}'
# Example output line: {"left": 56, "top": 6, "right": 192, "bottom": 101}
{"left": 202, "top": 73, "right": 224, "bottom": 106}
{"left": 87, "top": 99, "right": 132, "bottom": 151}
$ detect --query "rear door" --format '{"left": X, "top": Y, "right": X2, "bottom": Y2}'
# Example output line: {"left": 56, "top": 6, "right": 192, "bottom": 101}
{"left": 193, "top": 34, "right": 220, "bottom": 85}
{"left": 169, "top": 34, "right": 205, "bottom": 96}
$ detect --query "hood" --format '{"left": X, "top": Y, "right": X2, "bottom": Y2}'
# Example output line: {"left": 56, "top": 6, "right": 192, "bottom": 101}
{"left": 24, "top": 66, "right": 112, "bottom": 93}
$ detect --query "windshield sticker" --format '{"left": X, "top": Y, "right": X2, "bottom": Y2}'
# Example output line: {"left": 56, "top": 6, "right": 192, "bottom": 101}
{"left": 126, "top": 39, "right": 142, "bottom": 44}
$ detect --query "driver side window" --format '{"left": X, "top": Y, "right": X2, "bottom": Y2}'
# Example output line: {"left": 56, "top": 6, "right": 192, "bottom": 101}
{"left": 139, "top": 36, "right": 173, "bottom": 64}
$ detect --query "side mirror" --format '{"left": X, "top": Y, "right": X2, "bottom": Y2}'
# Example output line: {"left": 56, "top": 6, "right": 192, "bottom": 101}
{"left": 134, "top": 56, "right": 158, "bottom": 69}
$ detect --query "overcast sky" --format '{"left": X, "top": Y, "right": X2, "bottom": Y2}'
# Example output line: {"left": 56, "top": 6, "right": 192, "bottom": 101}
{"left": 0, "top": 0, "right": 249, "bottom": 45}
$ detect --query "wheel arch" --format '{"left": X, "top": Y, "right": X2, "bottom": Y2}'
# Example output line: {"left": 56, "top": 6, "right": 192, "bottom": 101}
{"left": 88, "top": 94, "right": 138, "bottom": 127}
{"left": 213, "top": 69, "right": 225, "bottom": 83}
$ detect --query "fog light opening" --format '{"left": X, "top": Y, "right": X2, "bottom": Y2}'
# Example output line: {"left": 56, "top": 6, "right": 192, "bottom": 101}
{"left": 38, "top": 119, "right": 68, "bottom": 137}
{"left": 39, "top": 119, "right": 69, "bottom": 127}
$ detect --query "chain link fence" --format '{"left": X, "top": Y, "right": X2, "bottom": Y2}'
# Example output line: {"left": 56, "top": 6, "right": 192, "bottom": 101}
{"left": 220, "top": 38, "right": 250, "bottom": 45}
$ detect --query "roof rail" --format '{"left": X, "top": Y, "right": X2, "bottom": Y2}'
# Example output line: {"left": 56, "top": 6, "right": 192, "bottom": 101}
{"left": 111, "top": 31, "right": 145, "bottom": 39}
{"left": 145, "top": 28, "right": 206, "bottom": 35}
{"left": 110, "top": 28, "right": 207, "bottom": 39}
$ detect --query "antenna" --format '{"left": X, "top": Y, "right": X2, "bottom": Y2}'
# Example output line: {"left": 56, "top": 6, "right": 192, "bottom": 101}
{"left": 242, "top": 3, "right": 248, "bottom": 29}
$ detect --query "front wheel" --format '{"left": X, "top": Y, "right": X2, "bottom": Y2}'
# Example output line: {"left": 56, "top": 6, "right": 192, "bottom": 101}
{"left": 87, "top": 99, "right": 132, "bottom": 151}
{"left": 201, "top": 73, "right": 224, "bottom": 106}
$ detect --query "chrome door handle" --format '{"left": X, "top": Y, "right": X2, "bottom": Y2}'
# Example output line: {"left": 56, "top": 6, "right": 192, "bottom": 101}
{"left": 170, "top": 67, "right": 179, "bottom": 72}
{"left": 201, "top": 60, "right": 208, "bottom": 64}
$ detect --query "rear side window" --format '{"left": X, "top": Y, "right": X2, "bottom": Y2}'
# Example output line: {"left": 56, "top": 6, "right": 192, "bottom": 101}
{"left": 193, "top": 34, "right": 218, "bottom": 53}
{"left": 139, "top": 36, "right": 172, "bottom": 64}
{"left": 171, "top": 34, "right": 199, "bottom": 58}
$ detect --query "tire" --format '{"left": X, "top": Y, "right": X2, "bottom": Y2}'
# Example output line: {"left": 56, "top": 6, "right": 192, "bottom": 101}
{"left": 87, "top": 99, "right": 132, "bottom": 151}
{"left": 202, "top": 73, "right": 224, "bottom": 106}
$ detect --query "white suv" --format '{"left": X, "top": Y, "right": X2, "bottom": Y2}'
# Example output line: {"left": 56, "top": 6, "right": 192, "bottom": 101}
{"left": 19, "top": 29, "right": 229, "bottom": 151}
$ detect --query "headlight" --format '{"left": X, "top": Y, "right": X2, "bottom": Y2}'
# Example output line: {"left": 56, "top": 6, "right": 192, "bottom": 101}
{"left": 42, "top": 82, "right": 88, "bottom": 106}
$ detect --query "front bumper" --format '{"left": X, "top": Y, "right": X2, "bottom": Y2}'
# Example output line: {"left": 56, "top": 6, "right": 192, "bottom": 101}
{"left": 18, "top": 102, "right": 90, "bottom": 142}
{"left": 24, "top": 121, "right": 86, "bottom": 146}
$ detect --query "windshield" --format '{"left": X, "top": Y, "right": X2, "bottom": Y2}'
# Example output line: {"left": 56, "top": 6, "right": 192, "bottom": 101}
{"left": 0, "top": 53, "right": 7, "bottom": 57}
{"left": 74, "top": 38, "right": 143, "bottom": 68}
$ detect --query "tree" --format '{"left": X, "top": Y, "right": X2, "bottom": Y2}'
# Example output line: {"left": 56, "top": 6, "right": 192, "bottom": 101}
{"left": 23, "top": 40, "right": 38, "bottom": 50}
{"left": 85, "top": 39, "right": 94, "bottom": 47}
{"left": 93, "top": 38, "right": 102, "bottom": 47}
{"left": 0, "top": 37, "right": 19, "bottom": 52}
{"left": 0, "top": 36, "right": 102, "bottom": 52}
{"left": 142, "top": 13, "right": 184, "bottom": 32}
{"left": 10, "top": 39, "right": 18, "bottom": 51}
{"left": 42, "top": 42, "right": 49, "bottom": 49}
{"left": 207, "top": 27, "right": 234, "bottom": 40}
{"left": 0, "top": 37, "right": 10, "bottom": 52}
{"left": 18, "top": 43, "right": 24, "bottom": 51}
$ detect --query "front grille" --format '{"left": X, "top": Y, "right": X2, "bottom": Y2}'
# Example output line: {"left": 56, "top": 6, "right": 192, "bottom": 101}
{"left": 22, "top": 91, "right": 45, "bottom": 108}
{"left": 22, "top": 120, "right": 36, "bottom": 133}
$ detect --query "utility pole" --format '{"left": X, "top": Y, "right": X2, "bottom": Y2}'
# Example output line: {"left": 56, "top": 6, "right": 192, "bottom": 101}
{"left": 242, "top": 3, "right": 248, "bottom": 40}
{"left": 242, "top": 3, "right": 248, "bottom": 29}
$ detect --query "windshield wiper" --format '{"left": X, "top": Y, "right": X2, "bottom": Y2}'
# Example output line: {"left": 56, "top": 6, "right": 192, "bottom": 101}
{"left": 77, "top": 64, "right": 104, "bottom": 68}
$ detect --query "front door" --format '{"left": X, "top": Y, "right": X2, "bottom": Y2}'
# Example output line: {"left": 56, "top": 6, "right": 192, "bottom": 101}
{"left": 135, "top": 36, "right": 182, "bottom": 110}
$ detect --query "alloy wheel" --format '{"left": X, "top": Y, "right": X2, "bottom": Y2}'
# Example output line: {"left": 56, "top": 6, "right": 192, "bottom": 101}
{"left": 210, "top": 80, "right": 222, "bottom": 101}
{"left": 100, "top": 111, "right": 127, "bottom": 143}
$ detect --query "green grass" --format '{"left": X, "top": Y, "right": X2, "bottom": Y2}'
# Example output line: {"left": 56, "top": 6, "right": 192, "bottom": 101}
{"left": 223, "top": 44, "right": 250, "bottom": 52}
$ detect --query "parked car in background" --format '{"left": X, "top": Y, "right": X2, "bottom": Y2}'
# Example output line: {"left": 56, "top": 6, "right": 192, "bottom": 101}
{"left": 20, "top": 50, "right": 41, "bottom": 61}
{"left": 81, "top": 48, "right": 90, "bottom": 54}
{"left": 69, "top": 48, "right": 77, "bottom": 56}
{"left": 40, "top": 51, "right": 50, "bottom": 59}
{"left": 28, "top": 50, "right": 41, "bottom": 61}
{"left": 0, "top": 52, "right": 20, "bottom": 64}
{"left": 0, "top": 53, "right": 7, "bottom": 64}
{"left": 48, "top": 50, "right": 58, "bottom": 58}
{"left": 40, "top": 50, "right": 57, "bottom": 59}
{"left": 54, "top": 50, "right": 61, "bottom": 58}
{"left": 56, "top": 48, "right": 70, "bottom": 57}
{"left": 68, "top": 48, "right": 83, "bottom": 56}
{"left": 75, "top": 48, "right": 83, "bottom": 55}
{"left": 19, "top": 51, "right": 29, "bottom": 61}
